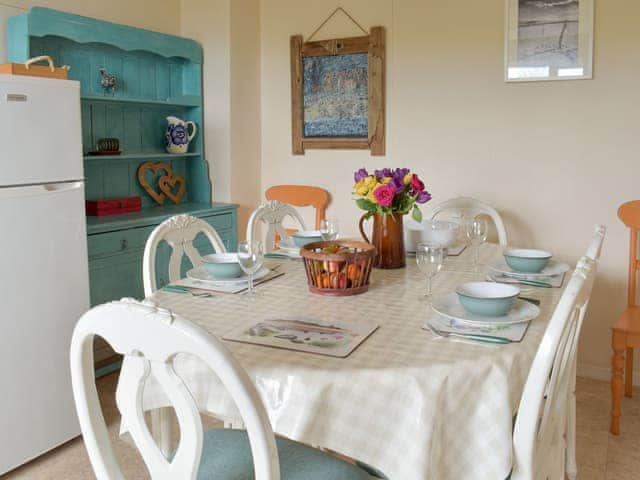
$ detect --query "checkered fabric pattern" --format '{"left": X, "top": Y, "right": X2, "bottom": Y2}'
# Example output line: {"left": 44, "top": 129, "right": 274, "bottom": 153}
{"left": 132, "top": 244, "right": 564, "bottom": 480}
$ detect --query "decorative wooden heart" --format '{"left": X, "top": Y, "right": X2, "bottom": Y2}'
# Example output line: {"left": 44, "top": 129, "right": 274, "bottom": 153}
{"left": 137, "top": 162, "right": 172, "bottom": 205}
{"left": 158, "top": 174, "right": 186, "bottom": 205}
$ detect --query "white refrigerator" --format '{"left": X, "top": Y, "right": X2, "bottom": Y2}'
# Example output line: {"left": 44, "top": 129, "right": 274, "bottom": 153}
{"left": 0, "top": 75, "right": 89, "bottom": 474}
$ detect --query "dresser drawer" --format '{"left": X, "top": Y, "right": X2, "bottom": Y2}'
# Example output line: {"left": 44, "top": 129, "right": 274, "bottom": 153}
{"left": 88, "top": 225, "right": 155, "bottom": 258}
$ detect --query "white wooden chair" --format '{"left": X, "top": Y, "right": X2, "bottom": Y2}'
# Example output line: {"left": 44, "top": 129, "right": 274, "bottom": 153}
{"left": 512, "top": 245, "right": 601, "bottom": 479}
{"left": 142, "top": 214, "right": 226, "bottom": 296}
{"left": 70, "top": 299, "right": 375, "bottom": 479}
{"left": 246, "top": 201, "right": 307, "bottom": 253}
{"left": 563, "top": 224, "right": 606, "bottom": 480}
{"left": 430, "top": 196, "right": 508, "bottom": 245}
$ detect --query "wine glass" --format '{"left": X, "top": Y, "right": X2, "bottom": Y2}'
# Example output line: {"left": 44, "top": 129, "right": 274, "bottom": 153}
{"left": 415, "top": 243, "right": 445, "bottom": 303}
{"left": 320, "top": 219, "right": 340, "bottom": 241}
{"left": 465, "top": 218, "right": 488, "bottom": 272}
{"left": 237, "top": 241, "right": 264, "bottom": 297}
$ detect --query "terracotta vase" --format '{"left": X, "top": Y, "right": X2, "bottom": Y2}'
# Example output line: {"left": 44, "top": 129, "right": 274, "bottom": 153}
{"left": 359, "top": 212, "right": 406, "bottom": 269}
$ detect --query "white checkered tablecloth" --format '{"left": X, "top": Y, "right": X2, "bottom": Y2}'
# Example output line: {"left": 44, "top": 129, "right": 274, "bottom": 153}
{"left": 134, "top": 244, "right": 565, "bottom": 480}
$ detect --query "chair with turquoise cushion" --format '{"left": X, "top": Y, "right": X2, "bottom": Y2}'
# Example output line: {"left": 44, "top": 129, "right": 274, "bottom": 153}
{"left": 70, "top": 299, "right": 375, "bottom": 479}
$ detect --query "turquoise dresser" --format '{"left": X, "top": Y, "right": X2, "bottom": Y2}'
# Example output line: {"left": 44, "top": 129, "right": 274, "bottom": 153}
{"left": 8, "top": 8, "right": 238, "bottom": 306}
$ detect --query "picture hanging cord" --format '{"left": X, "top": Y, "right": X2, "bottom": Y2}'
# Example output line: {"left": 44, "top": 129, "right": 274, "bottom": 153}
{"left": 307, "top": 6, "right": 368, "bottom": 41}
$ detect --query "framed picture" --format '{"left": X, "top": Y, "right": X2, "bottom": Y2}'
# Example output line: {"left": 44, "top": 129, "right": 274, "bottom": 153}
{"left": 505, "top": 0, "right": 594, "bottom": 82}
{"left": 290, "top": 27, "right": 385, "bottom": 155}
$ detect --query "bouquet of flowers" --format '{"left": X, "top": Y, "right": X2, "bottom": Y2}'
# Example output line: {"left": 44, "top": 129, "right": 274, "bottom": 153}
{"left": 353, "top": 167, "right": 432, "bottom": 222}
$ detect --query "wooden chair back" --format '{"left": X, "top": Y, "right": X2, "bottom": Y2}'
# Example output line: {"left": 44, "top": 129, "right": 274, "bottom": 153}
{"left": 247, "top": 201, "right": 307, "bottom": 253}
{"left": 143, "top": 214, "right": 226, "bottom": 297}
{"left": 429, "top": 196, "right": 508, "bottom": 245}
{"left": 70, "top": 299, "right": 280, "bottom": 480}
{"left": 265, "top": 185, "right": 330, "bottom": 229}
{"left": 618, "top": 201, "right": 640, "bottom": 307}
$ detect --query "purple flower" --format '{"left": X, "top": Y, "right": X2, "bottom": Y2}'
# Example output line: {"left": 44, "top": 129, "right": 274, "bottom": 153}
{"left": 374, "top": 168, "right": 393, "bottom": 179}
{"left": 396, "top": 168, "right": 410, "bottom": 178}
{"left": 354, "top": 168, "right": 369, "bottom": 183}
{"left": 416, "top": 190, "right": 432, "bottom": 204}
{"left": 390, "top": 175, "right": 405, "bottom": 193}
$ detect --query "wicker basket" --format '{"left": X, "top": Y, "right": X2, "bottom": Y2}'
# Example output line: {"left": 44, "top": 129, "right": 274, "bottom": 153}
{"left": 300, "top": 241, "right": 376, "bottom": 296}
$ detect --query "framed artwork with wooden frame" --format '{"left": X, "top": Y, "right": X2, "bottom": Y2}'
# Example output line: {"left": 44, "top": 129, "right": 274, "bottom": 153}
{"left": 290, "top": 26, "right": 385, "bottom": 156}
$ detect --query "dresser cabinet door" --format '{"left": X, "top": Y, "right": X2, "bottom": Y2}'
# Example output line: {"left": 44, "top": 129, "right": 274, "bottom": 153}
{"left": 87, "top": 211, "right": 237, "bottom": 305}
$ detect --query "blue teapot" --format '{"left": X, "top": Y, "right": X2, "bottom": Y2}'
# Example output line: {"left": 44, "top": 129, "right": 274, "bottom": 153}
{"left": 165, "top": 116, "right": 197, "bottom": 154}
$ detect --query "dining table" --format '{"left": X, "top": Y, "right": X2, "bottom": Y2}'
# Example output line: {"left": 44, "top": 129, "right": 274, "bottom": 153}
{"left": 123, "top": 243, "right": 567, "bottom": 480}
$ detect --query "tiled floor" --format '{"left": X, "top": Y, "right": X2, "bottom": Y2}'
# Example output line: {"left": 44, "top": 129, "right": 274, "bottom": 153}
{"left": 2, "top": 375, "right": 638, "bottom": 479}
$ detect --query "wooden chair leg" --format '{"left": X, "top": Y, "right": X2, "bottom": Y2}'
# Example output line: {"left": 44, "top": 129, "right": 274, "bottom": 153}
{"left": 625, "top": 347, "right": 634, "bottom": 398}
{"left": 611, "top": 331, "right": 626, "bottom": 435}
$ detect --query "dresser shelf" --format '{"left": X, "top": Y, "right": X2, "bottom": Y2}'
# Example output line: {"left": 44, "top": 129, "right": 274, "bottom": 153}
{"left": 83, "top": 152, "right": 202, "bottom": 161}
{"left": 81, "top": 95, "right": 201, "bottom": 108}
{"left": 86, "top": 202, "right": 238, "bottom": 235}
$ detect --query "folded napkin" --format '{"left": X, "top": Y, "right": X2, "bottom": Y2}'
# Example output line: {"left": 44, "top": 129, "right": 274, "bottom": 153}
{"left": 424, "top": 314, "right": 531, "bottom": 343}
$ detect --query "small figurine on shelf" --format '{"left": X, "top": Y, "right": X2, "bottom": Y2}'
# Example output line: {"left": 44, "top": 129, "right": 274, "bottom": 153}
{"left": 98, "top": 67, "right": 116, "bottom": 95}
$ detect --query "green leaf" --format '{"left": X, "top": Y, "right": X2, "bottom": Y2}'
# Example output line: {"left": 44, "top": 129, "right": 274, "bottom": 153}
{"left": 412, "top": 206, "right": 423, "bottom": 223}
{"left": 356, "top": 198, "right": 377, "bottom": 212}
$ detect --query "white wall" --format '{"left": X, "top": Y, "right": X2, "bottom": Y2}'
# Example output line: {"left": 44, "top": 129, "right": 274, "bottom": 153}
{"left": 259, "top": 0, "right": 640, "bottom": 378}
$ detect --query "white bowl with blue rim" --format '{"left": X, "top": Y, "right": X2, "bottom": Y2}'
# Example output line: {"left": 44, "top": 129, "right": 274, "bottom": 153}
{"left": 455, "top": 282, "right": 520, "bottom": 317}
{"left": 503, "top": 248, "right": 553, "bottom": 274}
{"left": 292, "top": 230, "right": 323, "bottom": 247}
{"left": 404, "top": 218, "right": 460, "bottom": 251}
{"left": 201, "top": 253, "right": 243, "bottom": 279}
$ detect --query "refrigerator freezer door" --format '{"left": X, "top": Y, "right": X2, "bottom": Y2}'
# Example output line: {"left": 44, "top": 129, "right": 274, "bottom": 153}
{"left": 0, "top": 75, "right": 83, "bottom": 186}
{"left": 0, "top": 181, "right": 89, "bottom": 474}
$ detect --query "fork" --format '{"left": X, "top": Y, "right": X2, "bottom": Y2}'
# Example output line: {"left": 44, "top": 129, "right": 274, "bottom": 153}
{"left": 426, "top": 324, "right": 510, "bottom": 344}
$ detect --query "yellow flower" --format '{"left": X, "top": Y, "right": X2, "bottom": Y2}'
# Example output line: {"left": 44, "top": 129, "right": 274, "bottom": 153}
{"left": 354, "top": 180, "right": 369, "bottom": 196}
{"left": 367, "top": 183, "right": 382, "bottom": 203}
{"left": 363, "top": 175, "right": 378, "bottom": 189}
{"left": 404, "top": 173, "right": 413, "bottom": 185}
{"left": 382, "top": 176, "right": 392, "bottom": 184}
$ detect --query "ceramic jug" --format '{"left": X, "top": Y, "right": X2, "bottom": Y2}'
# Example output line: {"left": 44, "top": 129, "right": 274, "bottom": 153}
{"left": 359, "top": 212, "right": 406, "bottom": 269}
{"left": 165, "top": 116, "right": 197, "bottom": 154}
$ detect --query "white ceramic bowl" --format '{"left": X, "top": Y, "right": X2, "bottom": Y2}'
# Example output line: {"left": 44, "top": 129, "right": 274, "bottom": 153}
{"left": 202, "top": 253, "right": 243, "bottom": 278}
{"left": 503, "top": 248, "right": 553, "bottom": 273}
{"left": 405, "top": 219, "right": 460, "bottom": 251}
{"left": 292, "top": 230, "right": 323, "bottom": 247}
{"left": 455, "top": 282, "right": 520, "bottom": 317}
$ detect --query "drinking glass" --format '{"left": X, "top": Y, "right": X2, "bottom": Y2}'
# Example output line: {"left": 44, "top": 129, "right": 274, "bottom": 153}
{"left": 237, "top": 241, "right": 264, "bottom": 296}
{"left": 320, "top": 219, "right": 340, "bottom": 241}
{"left": 415, "top": 243, "right": 445, "bottom": 303}
{"left": 465, "top": 218, "right": 488, "bottom": 272}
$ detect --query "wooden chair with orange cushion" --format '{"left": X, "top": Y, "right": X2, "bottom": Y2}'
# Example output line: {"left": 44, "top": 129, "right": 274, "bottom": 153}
{"left": 611, "top": 200, "right": 640, "bottom": 434}
{"left": 265, "top": 185, "right": 330, "bottom": 230}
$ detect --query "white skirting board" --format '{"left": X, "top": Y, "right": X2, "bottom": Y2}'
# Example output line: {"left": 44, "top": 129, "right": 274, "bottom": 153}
{"left": 578, "top": 362, "right": 640, "bottom": 386}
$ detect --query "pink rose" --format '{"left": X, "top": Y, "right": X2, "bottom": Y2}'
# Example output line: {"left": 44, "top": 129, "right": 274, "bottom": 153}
{"left": 373, "top": 184, "right": 395, "bottom": 207}
{"left": 411, "top": 174, "right": 425, "bottom": 193}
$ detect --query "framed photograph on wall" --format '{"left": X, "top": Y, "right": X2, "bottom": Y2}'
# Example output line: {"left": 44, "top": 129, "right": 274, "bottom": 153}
{"left": 505, "top": 0, "right": 594, "bottom": 82}
{"left": 290, "top": 27, "right": 385, "bottom": 155}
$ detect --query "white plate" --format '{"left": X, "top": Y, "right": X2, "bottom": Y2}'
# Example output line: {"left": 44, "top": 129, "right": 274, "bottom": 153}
{"left": 187, "top": 266, "right": 271, "bottom": 285}
{"left": 489, "top": 259, "right": 570, "bottom": 278}
{"left": 431, "top": 292, "right": 540, "bottom": 326}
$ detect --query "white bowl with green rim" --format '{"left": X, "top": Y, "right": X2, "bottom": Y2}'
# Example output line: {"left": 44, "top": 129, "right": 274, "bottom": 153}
{"left": 292, "top": 230, "right": 323, "bottom": 247}
{"left": 201, "top": 253, "right": 243, "bottom": 279}
{"left": 455, "top": 282, "right": 520, "bottom": 317}
{"left": 503, "top": 248, "right": 553, "bottom": 273}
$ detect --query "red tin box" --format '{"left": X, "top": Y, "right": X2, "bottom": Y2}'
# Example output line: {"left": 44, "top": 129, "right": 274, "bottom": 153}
{"left": 86, "top": 197, "right": 142, "bottom": 217}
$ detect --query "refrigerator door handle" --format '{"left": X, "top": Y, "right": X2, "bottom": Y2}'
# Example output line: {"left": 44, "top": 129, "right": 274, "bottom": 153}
{"left": 0, "top": 181, "right": 84, "bottom": 199}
